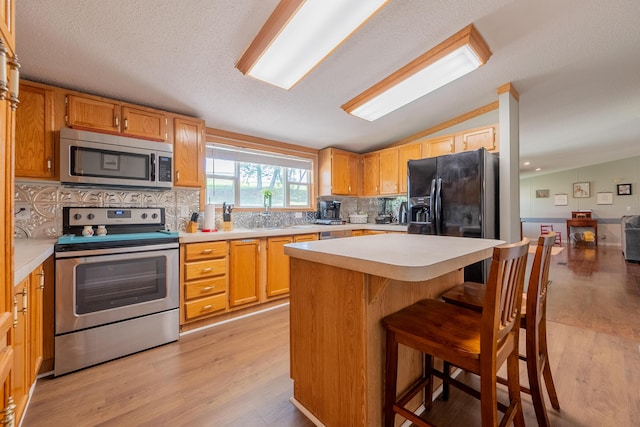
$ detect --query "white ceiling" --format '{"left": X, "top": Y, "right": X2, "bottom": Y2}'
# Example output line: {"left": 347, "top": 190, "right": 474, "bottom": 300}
{"left": 16, "top": 0, "right": 640, "bottom": 178}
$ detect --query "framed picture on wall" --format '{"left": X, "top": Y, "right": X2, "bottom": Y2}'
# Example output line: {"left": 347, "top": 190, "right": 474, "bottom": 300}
{"left": 536, "top": 189, "right": 549, "bottom": 198}
{"left": 573, "top": 182, "right": 590, "bottom": 198}
{"left": 617, "top": 183, "right": 632, "bottom": 195}
{"left": 554, "top": 194, "right": 568, "bottom": 206}
{"left": 596, "top": 192, "right": 613, "bottom": 205}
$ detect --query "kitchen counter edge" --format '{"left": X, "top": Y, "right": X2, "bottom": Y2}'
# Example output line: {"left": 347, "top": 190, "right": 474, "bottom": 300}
{"left": 14, "top": 239, "right": 57, "bottom": 286}
{"left": 178, "top": 223, "right": 407, "bottom": 243}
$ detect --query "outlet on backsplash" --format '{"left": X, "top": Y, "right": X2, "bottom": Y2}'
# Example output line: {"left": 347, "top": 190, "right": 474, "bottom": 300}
{"left": 14, "top": 203, "right": 31, "bottom": 219}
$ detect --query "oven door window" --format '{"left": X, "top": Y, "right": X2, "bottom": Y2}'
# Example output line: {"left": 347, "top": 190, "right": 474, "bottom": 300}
{"left": 71, "top": 146, "right": 150, "bottom": 181}
{"left": 75, "top": 256, "right": 167, "bottom": 314}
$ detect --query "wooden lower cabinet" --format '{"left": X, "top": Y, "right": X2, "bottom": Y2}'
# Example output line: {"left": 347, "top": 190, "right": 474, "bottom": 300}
{"left": 267, "top": 236, "right": 292, "bottom": 298}
{"left": 229, "top": 239, "right": 260, "bottom": 307}
{"left": 181, "top": 241, "right": 228, "bottom": 324}
{"left": 12, "top": 277, "right": 29, "bottom": 423}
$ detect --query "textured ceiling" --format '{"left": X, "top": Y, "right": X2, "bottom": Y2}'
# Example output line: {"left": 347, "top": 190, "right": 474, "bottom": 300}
{"left": 16, "top": 0, "right": 640, "bottom": 178}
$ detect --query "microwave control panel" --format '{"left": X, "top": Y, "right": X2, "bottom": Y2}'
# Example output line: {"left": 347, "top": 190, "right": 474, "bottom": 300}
{"left": 157, "top": 156, "right": 173, "bottom": 183}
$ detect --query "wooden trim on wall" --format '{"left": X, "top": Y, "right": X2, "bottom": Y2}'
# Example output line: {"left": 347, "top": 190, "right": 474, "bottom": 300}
{"left": 390, "top": 101, "right": 499, "bottom": 147}
{"left": 206, "top": 127, "right": 318, "bottom": 156}
{"left": 497, "top": 82, "right": 519, "bottom": 101}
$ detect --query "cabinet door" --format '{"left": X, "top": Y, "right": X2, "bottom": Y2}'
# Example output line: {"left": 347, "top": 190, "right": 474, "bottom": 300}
{"left": 12, "top": 277, "right": 29, "bottom": 423}
{"left": 229, "top": 240, "right": 260, "bottom": 307}
{"left": 267, "top": 236, "right": 293, "bottom": 298}
{"left": 29, "top": 264, "right": 44, "bottom": 384}
{"left": 15, "top": 83, "right": 55, "bottom": 178}
{"left": 398, "top": 143, "right": 421, "bottom": 194}
{"left": 424, "top": 135, "right": 455, "bottom": 158}
{"left": 122, "top": 106, "right": 167, "bottom": 141}
{"left": 0, "top": 0, "right": 15, "bottom": 52}
{"left": 362, "top": 153, "right": 380, "bottom": 196}
{"left": 330, "top": 150, "right": 351, "bottom": 195}
{"left": 66, "top": 95, "right": 120, "bottom": 133}
{"left": 379, "top": 148, "right": 399, "bottom": 195}
{"left": 174, "top": 117, "right": 204, "bottom": 187}
{"left": 462, "top": 126, "right": 496, "bottom": 152}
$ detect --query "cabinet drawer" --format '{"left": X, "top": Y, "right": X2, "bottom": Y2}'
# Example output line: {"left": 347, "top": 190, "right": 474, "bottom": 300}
{"left": 185, "top": 258, "right": 227, "bottom": 281}
{"left": 185, "top": 294, "right": 227, "bottom": 320}
{"left": 185, "top": 277, "right": 226, "bottom": 300}
{"left": 185, "top": 241, "right": 228, "bottom": 261}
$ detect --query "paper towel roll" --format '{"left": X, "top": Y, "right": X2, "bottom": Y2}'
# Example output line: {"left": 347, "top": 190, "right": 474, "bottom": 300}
{"left": 204, "top": 204, "right": 216, "bottom": 231}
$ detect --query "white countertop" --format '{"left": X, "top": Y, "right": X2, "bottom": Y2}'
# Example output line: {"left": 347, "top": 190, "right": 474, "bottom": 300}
{"left": 14, "top": 239, "right": 56, "bottom": 286}
{"left": 179, "top": 223, "right": 407, "bottom": 243}
{"left": 284, "top": 234, "right": 504, "bottom": 282}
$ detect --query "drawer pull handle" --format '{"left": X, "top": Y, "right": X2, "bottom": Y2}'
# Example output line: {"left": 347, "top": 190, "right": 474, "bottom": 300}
{"left": 202, "top": 286, "right": 213, "bottom": 292}
{"left": 202, "top": 304, "right": 213, "bottom": 311}
{"left": 201, "top": 267, "right": 213, "bottom": 273}
{"left": 200, "top": 249, "right": 213, "bottom": 254}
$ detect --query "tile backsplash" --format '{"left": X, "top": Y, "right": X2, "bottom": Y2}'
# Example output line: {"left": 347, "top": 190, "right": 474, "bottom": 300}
{"left": 14, "top": 182, "right": 200, "bottom": 239}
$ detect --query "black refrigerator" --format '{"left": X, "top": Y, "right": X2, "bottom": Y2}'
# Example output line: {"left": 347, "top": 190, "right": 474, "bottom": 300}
{"left": 407, "top": 148, "right": 498, "bottom": 283}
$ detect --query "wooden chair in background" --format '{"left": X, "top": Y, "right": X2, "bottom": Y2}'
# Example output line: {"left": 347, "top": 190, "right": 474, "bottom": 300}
{"left": 441, "top": 233, "right": 560, "bottom": 427}
{"left": 382, "top": 238, "right": 530, "bottom": 427}
{"left": 540, "top": 224, "right": 562, "bottom": 246}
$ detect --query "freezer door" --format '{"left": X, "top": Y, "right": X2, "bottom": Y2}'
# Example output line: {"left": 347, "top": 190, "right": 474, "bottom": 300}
{"left": 407, "top": 158, "right": 437, "bottom": 234}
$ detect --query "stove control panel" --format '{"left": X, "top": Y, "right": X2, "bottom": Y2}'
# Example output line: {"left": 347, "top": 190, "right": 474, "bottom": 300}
{"left": 66, "top": 207, "right": 164, "bottom": 226}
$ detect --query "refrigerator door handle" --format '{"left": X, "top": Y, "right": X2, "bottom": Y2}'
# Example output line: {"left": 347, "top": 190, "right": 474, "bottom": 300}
{"left": 429, "top": 179, "right": 436, "bottom": 226}
{"left": 435, "top": 177, "right": 443, "bottom": 234}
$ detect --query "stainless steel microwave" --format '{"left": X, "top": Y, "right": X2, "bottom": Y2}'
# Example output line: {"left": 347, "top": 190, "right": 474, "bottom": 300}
{"left": 60, "top": 128, "right": 173, "bottom": 189}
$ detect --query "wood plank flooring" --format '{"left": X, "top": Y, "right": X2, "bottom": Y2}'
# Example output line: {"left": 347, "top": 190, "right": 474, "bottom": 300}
{"left": 24, "top": 244, "right": 640, "bottom": 426}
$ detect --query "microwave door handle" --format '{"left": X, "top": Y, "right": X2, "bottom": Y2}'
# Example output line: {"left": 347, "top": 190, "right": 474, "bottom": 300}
{"left": 150, "top": 153, "right": 156, "bottom": 182}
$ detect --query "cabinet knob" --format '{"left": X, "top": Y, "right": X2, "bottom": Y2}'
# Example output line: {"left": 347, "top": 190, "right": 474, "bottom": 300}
{"left": 202, "top": 286, "right": 213, "bottom": 292}
{"left": 47, "top": 158, "right": 52, "bottom": 170}
{"left": 202, "top": 304, "right": 213, "bottom": 311}
{"left": 114, "top": 114, "right": 119, "bottom": 127}
{"left": 124, "top": 118, "right": 128, "bottom": 130}
{"left": 201, "top": 267, "right": 213, "bottom": 273}
{"left": 201, "top": 249, "right": 213, "bottom": 254}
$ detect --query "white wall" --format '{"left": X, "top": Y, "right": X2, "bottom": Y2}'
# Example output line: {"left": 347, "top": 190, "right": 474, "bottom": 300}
{"left": 520, "top": 156, "right": 640, "bottom": 246}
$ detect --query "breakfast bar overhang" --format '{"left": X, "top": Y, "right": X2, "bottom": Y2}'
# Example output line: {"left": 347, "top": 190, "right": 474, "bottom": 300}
{"left": 284, "top": 234, "right": 504, "bottom": 426}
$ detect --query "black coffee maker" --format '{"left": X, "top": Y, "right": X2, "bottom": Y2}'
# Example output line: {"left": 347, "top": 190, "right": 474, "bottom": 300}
{"left": 318, "top": 200, "right": 341, "bottom": 220}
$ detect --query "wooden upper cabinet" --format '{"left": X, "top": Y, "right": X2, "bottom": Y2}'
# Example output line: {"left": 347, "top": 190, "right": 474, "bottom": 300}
{"left": 66, "top": 95, "right": 167, "bottom": 141}
{"left": 423, "top": 135, "right": 455, "bottom": 158}
{"left": 66, "top": 95, "right": 120, "bottom": 134}
{"left": 173, "top": 117, "right": 204, "bottom": 187}
{"left": 121, "top": 106, "right": 166, "bottom": 141}
{"left": 362, "top": 152, "right": 380, "bottom": 196}
{"left": 0, "top": 0, "right": 15, "bottom": 53}
{"left": 318, "top": 148, "right": 359, "bottom": 196}
{"left": 398, "top": 143, "right": 421, "bottom": 194}
{"left": 379, "top": 148, "right": 399, "bottom": 195}
{"left": 462, "top": 126, "right": 497, "bottom": 152}
{"left": 15, "top": 83, "right": 55, "bottom": 178}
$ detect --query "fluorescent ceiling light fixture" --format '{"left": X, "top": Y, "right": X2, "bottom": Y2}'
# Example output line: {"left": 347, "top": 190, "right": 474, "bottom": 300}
{"left": 236, "top": 0, "right": 389, "bottom": 90}
{"left": 342, "top": 24, "right": 492, "bottom": 121}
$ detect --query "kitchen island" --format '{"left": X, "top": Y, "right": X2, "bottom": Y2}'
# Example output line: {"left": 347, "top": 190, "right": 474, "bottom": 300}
{"left": 284, "top": 234, "right": 504, "bottom": 427}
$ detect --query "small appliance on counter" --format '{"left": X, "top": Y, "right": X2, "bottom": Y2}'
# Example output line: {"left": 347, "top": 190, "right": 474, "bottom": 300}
{"left": 398, "top": 202, "right": 408, "bottom": 225}
{"left": 315, "top": 200, "right": 342, "bottom": 225}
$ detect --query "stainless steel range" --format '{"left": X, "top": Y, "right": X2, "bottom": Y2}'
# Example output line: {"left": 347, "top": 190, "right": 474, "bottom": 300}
{"left": 54, "top": 207, "right": 179, "bottom": 376}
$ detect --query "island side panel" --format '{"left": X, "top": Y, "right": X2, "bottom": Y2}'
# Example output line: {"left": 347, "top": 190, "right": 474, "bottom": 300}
{"left": 364, "top": 270, "right": 464, "bottom": 426}
{"left": 290, "top": 257, "right": 465, "bottom": 427}
{"left": 290, "top": 258, "right": 368, "bottom": 426}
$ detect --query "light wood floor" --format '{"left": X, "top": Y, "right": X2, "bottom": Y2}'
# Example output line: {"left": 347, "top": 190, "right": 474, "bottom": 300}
{"left": 24, "top": 244, "right": 640, "bottom": 426}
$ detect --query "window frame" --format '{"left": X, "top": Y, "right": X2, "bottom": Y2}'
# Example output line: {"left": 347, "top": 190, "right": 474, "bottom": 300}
{"left": 204, "top": 135, "right": 317, "bottom": 211}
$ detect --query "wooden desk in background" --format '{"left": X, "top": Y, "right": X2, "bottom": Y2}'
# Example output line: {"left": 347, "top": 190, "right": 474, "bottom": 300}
{"left": 566, "top": 218, "right": 598, "bottom": 245}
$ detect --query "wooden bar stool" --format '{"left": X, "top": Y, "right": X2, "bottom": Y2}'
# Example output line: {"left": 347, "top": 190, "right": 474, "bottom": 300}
{"left": 441, "top": 233, "right": 560, "bottom": 427}
{"left": 382, "top": 238, "right": 530, "bottom": 427}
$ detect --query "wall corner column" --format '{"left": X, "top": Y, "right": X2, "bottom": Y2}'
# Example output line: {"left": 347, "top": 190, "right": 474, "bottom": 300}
{"left": 497, "top": 83, "right": 520, "bottom": 243}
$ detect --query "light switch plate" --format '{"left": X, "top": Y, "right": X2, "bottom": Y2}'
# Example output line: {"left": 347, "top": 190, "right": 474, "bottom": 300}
{"left": 15, "top": 203, "right": 31, "bottom": 219}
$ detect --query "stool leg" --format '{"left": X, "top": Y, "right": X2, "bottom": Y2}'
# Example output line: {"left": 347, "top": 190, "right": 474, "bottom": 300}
{"left": 507, "top": 346, "right": 526, "bottom": 427}
{"left": 384, "top": 330, "right": 399, "bottom": 427}
{"left": 442, "top": 361, "right": 451, "bottom": 401}
{"left": 540, "top": 315, "right": 560, "bottom": 410}
{"left": 424, "top": 354, "right": 434, "bottom": 410}
{"left": 527, "top": 323, "right": 551, "bottom": 427}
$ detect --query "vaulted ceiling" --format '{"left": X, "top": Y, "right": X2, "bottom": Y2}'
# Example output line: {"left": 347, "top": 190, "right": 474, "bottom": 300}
{"left": 16, "top": 0, "right": 640, "bottom": 177}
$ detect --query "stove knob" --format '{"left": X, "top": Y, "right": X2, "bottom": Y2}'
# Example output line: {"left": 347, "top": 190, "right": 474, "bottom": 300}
{"left": 87, "top": 213, "right": 95, "bottom": 220}
{"left": 141, "top": 213, "right": 148, "bottom": 219}
{"left": 152, "top": 213, "right": 158, "bottom": 219}
{"left": 73, "top": 213, "right": 82, "bottom": 220}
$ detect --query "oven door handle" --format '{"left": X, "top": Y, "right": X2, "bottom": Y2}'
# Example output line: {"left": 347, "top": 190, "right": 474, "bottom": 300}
{"left": 55, "top": 242, "right": 179, "bottom": 258}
